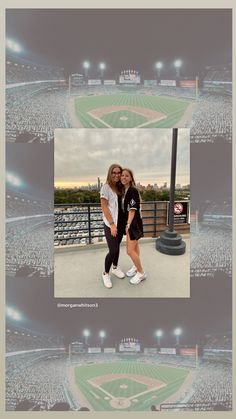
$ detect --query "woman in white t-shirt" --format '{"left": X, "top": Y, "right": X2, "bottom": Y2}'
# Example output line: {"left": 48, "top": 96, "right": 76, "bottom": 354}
{"left": 100, "top": 163, "right": 126, "bottom": 288}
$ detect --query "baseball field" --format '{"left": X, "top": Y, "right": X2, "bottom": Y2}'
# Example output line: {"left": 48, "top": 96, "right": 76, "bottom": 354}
{"left": 73, "top": 94, "right": 192, "bottom": 128}
{"left": 73, "top": 361, "right": 190, "bottom": 411}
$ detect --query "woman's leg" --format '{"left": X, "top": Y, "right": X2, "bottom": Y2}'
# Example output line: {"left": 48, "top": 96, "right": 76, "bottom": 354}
{"left": 126, "top": 232, "right": 144, "bottom": 274}
{"left": 104, "top": 225, "right": 120, "bottom": 273}
{"left": 112, "top": 230, "right": 123, "bottom": 267}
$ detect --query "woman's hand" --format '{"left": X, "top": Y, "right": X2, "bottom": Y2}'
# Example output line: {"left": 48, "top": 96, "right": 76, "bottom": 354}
{"left": 125, "top": 223, "right": 130, "bottom": 234}
{"left": 110, "top": 224, "right": 118, "bottom": 237}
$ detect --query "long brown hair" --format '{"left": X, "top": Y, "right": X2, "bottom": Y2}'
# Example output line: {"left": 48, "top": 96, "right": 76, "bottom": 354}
{"left": 106, "top": 163, "right": 123, "bottom": 194}
{"left": 122, "top": 168, "right": 142, "bottom": 202}
{"left": 121, "top": 168, "right": 136, "bottom": 187}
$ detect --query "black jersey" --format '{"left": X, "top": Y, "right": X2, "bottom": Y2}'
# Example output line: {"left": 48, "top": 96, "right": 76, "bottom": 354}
{"left": 123, "top": 186, "right": 143, "bottom": 240}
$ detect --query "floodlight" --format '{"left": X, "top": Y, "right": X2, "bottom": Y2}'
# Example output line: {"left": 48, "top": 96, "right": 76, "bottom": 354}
{"left": 174, "top": 59, "right": 182, "bottom": 68}
{"left": 6, "top": 172, "right": 22, "bottom": 187}
{"left": 99, "top": 330, "right": 106, "bottom": 338}
{"left": 6, "top": 306, "right": 21, "bottom": 321}
{"left": 155, "top": 330, "right": 163, "bottom": 337}
{"left": 83, "top": 329, "right": 90, "bottom": 337}
{"left": 99, "top": 62, "right": 106, "bottom": 70}
{"left": 155, "top": 62, "right": 163, "bottom": 70}
{"left": 83, "top": 61, "right": 90, "bottom": 69}
{"left": 174, "top": 327, "right": 182, "bottom": 336}
{"left": 6, "top": 38, "right": 22, "bottom": 53}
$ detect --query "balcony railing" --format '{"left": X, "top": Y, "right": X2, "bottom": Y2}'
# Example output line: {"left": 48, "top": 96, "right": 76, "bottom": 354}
{"left": 54, "top": 201, "right": 190, "bottom": 246}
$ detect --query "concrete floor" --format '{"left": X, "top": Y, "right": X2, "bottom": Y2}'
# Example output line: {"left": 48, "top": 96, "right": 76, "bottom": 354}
{"left": 54, "top": 236, "right": 190, "bottom": 299}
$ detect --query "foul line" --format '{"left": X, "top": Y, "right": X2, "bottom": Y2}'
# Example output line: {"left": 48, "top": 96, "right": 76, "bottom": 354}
{"left": 87, "top": 112, "right": 112, "bottom": 127}
{"left": 87, "top": 378, "right": 167, "bottom": 402}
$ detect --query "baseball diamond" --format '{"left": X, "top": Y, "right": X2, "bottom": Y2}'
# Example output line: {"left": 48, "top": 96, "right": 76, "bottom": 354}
{"left": 72, "top": 94, "right": 192, "bottom": 128}
{"left": 72, "top": 361, "right": 190, "bottom": 411}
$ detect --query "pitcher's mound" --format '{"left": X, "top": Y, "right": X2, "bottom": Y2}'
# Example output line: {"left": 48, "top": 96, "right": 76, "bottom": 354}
{"left": 110, "top": 398, "right": 131, "bottom": 409}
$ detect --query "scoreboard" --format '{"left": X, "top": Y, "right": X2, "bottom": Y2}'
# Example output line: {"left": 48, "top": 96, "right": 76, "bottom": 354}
{"left": 119, "top": 70, "right": 141, "bottom": 84}
{"left": 119, "top": 338, "right": 140, "bottom": 352}
{"left": 70, "top": 73, "right": 85, "bottom": 86}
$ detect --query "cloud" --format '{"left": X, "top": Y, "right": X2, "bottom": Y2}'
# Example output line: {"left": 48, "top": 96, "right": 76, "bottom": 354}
{"left": 55, "top": 128, "right": 190, "bottom": 185}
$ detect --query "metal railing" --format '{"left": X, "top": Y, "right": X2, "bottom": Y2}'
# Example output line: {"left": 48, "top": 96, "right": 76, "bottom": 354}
{"left": 54, "top": 201, "right": 189, "bottom": 246}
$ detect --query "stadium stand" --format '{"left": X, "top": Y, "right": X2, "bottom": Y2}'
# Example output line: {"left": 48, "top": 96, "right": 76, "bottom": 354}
{"left": 185, "top": 362, "right": 232, "bottom": 408}
{"left": 204, "top": 335, "right": 232, "bottom": 350}
{"left": 6, "top": 353, "right": 70, "bottom": 411}
{"left": 6, "top": 53, "right": 64, "bottom": 83}
{"left": 5, "top": 51, "right": 232, "bottom": 143}
{"left": 190, "top": 224, "right": 232, "bottom": 277}
{"left": 6, "top": 84, "right": 70, "bottom": 143}
{"left": 6, "top": 191, "right": 52, "bottom": 218}
{"left": 6, "top": 217, "right": 54, "bottom": 278}
{"left": 188, "top": 94, "right": 232, "bottom": 142}
{"left": 203, "top": 68, "right": 232, "bottom": 82}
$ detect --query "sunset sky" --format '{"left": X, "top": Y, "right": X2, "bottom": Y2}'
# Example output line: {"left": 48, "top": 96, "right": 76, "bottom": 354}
{"left": 55, "top": 128, "right": 190, "bottom": 188}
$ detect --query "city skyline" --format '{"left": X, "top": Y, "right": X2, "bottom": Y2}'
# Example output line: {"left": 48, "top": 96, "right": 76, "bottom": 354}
{"left": 55, "top": 128, "right": 190, "bottom": 188}
{"left": 54, "top": 180, "right": 190, "bottom": 190}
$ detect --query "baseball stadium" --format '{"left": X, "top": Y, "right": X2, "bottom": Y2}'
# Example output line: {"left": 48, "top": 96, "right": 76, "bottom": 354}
{"left": 6, "top": 302, "right": 232, "bottom": 412}
{"left": 6, "top": 10, "right": 232, "bottom": 143}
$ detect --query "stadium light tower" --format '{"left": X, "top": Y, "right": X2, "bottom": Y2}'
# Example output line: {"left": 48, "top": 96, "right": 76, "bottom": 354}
{"left": 174, "top": 59, "right": 182, "bottom": 78}
{"left": 99, "top": 330, "right": 106, "bottom": 346}
{"left": 174, "top": 327, "right": 182, "bottom": 346}
{"left": 99, "top": 62, "right": 106, "bottom": 79}
{"left": 155, "top": 330, "right": 163, "bottom": 348}
{"left": 155, "top": 62, "right": 163, "bottom": 80}
{"left": 83, "top": 329, "right": 90, "bottom": 345}
{"left": 83, "top": 61, "right": 90, "bottom": 78}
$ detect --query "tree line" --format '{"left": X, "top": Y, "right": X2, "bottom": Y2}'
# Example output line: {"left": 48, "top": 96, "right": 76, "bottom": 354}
{"left": 55, "top": 188, "right": 189, "bottom": 204}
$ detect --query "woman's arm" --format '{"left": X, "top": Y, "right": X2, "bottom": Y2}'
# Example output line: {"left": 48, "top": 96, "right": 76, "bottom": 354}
{"left": 126, "top": 209, "right": 135, "bottom": 232}
{"left": 100, "top": 198, "right": 117, "bottom": 237}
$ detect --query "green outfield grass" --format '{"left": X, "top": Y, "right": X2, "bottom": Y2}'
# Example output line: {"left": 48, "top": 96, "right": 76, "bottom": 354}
{"left": 74, "top": 361, "right": 189, "bottom": 411}
{"left": 74, "top": 94, "right": 190, "bottom": 128}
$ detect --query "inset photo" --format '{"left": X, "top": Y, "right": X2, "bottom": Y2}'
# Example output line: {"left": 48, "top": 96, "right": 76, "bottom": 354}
{"left": 54, "top": 128, "right": 190, "bottom": 298}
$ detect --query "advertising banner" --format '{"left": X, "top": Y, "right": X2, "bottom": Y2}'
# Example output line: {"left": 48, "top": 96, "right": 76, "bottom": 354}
{"left": 144, "top": 348, "right": 157, "bottom": 354}
{"left": 88, "top": 347, "right": 102, "bottom": 353}
{"left": 144, "top": 80, "right": 157, "bottom": 86}
{"left": 160, "top": 348, "right": 176, "bottom": 355}
{"left": 179, "top": 80, "right": 196, "bottom": 88}
{"left": 104, "top": 80, "right": 116, "bottom": 85}
{"left": 104, "top": 348, "right": 116, "bottom": 353}
{"left": 179, "top": 348, "right": 196, "bottom": 356}
{"left": 160, "top": 80, "right": 176, "bottom": 87}
{"left": 88, "top": 79, "right": 102, "bottom": 85}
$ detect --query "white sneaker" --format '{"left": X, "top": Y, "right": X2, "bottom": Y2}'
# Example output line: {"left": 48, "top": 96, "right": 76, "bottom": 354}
{"left": 102, "top": 273, "right": 112, "bottom": 288}
{"left": 111, "top": 266, "right": 125, "bottom": 279}
{"left": 130, "top": 272, "right": 147, "bottom": 285}
{"left": 126, "top": 265, "right": 137, "bottom": 277}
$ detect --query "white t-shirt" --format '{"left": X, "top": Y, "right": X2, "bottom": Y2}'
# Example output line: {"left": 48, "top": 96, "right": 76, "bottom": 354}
{"left": 100, "top": 183, "right": 118, "bottom": 227}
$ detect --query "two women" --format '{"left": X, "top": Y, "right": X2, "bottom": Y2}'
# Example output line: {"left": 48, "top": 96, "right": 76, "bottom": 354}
{"left": 100, "top": 164, "right": 146, "bottom": 288}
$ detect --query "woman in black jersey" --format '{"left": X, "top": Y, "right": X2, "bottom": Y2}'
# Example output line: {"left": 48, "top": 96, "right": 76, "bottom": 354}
{"left": 121, "top": 168, "right": 147, "bottom": 285}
